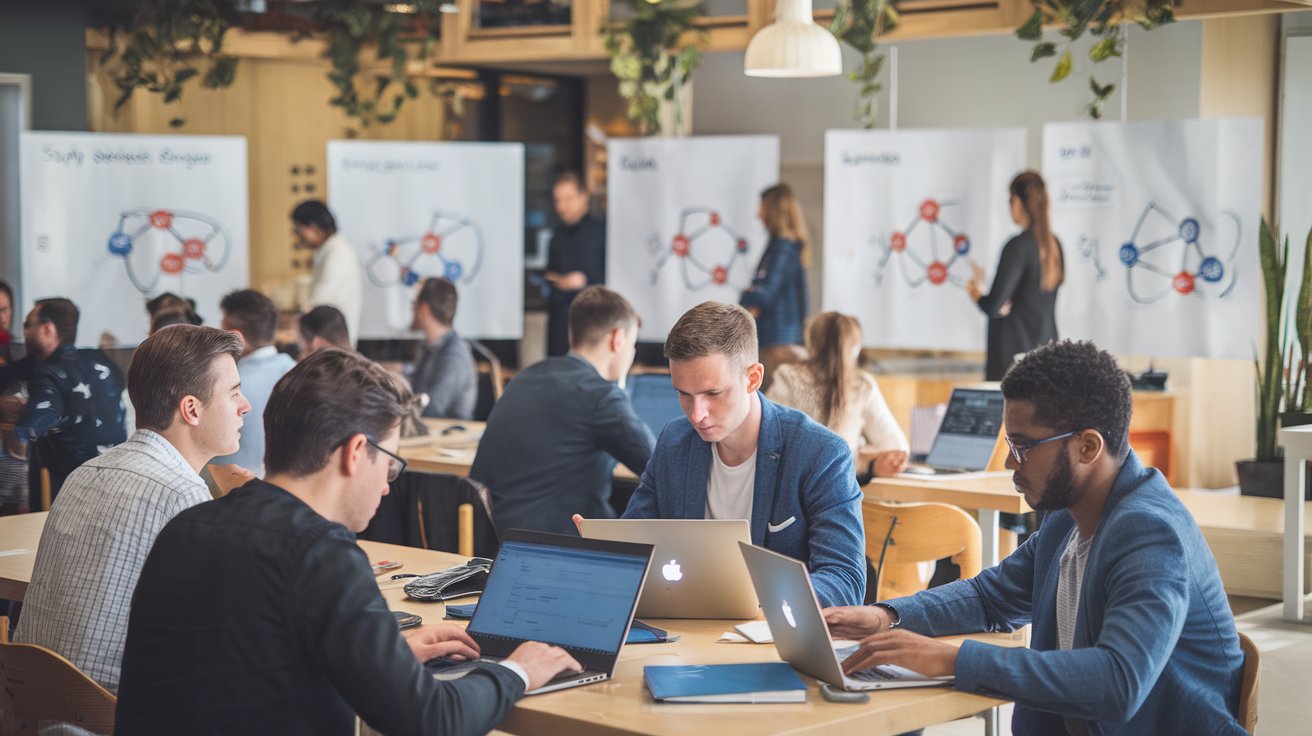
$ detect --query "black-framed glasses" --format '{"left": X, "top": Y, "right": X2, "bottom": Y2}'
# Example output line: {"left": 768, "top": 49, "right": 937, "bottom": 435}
{"left": 1004, "top": 430, "right": 1078, "bottom": 466}
{"left": 367, "top": 438, "right": 408, "bottom": 482}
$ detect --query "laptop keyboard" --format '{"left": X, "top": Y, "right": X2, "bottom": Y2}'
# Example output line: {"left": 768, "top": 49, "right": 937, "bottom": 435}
{"left": 835, "top": 645, "right": 901, "bottom": 681}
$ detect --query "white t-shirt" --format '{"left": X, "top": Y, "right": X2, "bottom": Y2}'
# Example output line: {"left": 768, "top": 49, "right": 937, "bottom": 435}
{"left": 705, "top": 444, "right": 757, "bottom": 521}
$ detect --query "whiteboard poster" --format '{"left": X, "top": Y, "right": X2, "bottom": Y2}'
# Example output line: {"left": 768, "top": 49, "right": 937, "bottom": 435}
{"left": 20, "top": 132, "right": 249, "bottom": 346}
{"left": 606, "top": 136, "right": 779, "bottom": 341}
{"left": 327, "top": 141, "right": 524, "bottom": 340}
{"left": 823, "top": 128, "right": 1028, "bottom": 351}
{"left": 1044, "top": 119, "right": 1263, "bottom": 359}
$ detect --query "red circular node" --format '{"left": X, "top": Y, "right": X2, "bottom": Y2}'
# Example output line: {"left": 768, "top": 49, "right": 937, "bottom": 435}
{"left": 160, "top": 253, "right": 185, "bottom": 275}
{"left": 920, "top": 199, "right": 940, "bottom": 223}
{"left": 182, "top": 238, "right": 206, "bottom": 260}
{"left": 421, "top": 233, "right": 441, "bottom": 254}
{"left": 736, "top": 239, "right": 749, "bottom": 253}
{"left": 149, "top": 210, "right": 174, "bottom": 229}
{"left": 710, "top": 212, "right": 721, "bottom": 226}
{"left": 927, "top": 261, "right": 948, "bottom": 285}
{"left": 1172, "top": 272, "right": 1196, "bottom": 295}
{"left": 712, "top": 266, "right": 728, "bottom": 285}
{"left": 954, "top": 234, "right": 968, "bottom": 249}
{"left": 890, "top": 232, "right": 907, "bottom": 252}
{"left": 673, "top": 235, "right": 690, "bottom": 257}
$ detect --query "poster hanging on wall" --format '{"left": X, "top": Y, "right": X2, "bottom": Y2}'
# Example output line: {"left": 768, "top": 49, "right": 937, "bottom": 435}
{"left": 1044, "top": 118, "right": 1263, "bottom": 359}
{"left": 822, "top": 128, "right": 1028, "bottom": 351}
{"left": 327, "top": 140, "right": 524, "bottom": 340}
{"left": 20, "top": 132, "right": 249, "bottom": 347}
{"left": 606, "top": 136, "right": 780, "bottom": 341}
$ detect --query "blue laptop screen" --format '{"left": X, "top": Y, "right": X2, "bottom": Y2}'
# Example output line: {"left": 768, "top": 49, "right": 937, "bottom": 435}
{"left": 626, "top": 373, "right": 684, "bottom": 436}
{"left": 468, "top": 540, "right": 649, "bottom": 654}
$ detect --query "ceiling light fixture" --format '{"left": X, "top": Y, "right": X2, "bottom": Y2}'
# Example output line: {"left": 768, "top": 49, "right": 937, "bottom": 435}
{"left": 743, "top": 0, "right": 841, "bottom": 78}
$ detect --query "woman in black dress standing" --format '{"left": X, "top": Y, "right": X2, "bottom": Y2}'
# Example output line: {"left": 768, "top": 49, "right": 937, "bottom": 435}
{"left": 968, "top": 171, "right": 1064, "bottom": 381}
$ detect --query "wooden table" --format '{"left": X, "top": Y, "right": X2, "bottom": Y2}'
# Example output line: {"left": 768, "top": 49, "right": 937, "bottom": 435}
{"left": 0, "top": 510, "right": 43, "bottom": 601}
{"left": 865, "top": 474, "right": 1026, "bottom": 568}
{"left": 359, "top": 540, "right": 1023, "bottom": 736}
{"left": 1280, "top": 425, "right": 1312, "bottom": 623}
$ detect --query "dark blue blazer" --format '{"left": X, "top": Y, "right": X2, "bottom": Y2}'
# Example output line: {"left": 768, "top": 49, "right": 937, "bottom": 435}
{"left": 623, "top": 394, "right": 865, "bottom": 607}
{"left": 740, "top": 236, "right": 808, "bottom": 347}
{"left": 886, "top": 452, "right": 1245, "bottom": 735}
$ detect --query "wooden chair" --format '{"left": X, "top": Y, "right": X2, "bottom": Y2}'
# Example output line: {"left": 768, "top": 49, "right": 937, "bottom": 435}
{"left": 0, "top": 616, "right": 116, "bottom": 735}
{"left": 1237, "top": 631, "right": 1260, "bottom": 734}
{"left": 862, "top": 500, "right": 982, "bottom": 602}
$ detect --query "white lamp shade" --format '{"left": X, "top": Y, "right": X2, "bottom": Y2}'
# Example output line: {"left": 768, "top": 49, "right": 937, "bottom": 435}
{"left": 744, "top": 0, "right": 842, "bottom": 78}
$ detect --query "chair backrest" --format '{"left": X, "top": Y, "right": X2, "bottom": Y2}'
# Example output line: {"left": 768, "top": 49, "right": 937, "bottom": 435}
{"left": 359, "top": 472, "right": 500, "bottom": 559}
{"left": 468, "top": 339, "right": 505, "bottom": 422}
{"left": 1236, "top": 631, "right": 1260, "bottom": 734}
{"left": 0, "top": 616, "right": 117, "bottom": 735}
{"left": 862, "top": 500, "right": 982, "bottom": 601}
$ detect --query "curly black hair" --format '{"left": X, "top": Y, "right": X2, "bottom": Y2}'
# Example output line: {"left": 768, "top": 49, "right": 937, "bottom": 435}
{"left": 1000, "top": 340, "right": 1132, "bottom": 461}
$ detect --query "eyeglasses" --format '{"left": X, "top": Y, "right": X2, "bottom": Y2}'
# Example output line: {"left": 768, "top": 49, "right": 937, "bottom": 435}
{"left": 367, "top": 438, "right": 408, "bottom": 482}
{"left": 1004, "top": 430, "right": 1079, "bottom": 466}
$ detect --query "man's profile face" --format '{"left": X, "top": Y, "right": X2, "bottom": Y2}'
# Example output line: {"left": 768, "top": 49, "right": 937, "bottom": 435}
{"left": 22, "top": 308, "right": 58, "bottom": 360}
{"left": 553, "top": 181, "right": 589, "bottom": 226}
{"left": 196, "top": 355, "right": 250, "bottom": 458}
{"left": 1003, "top": 398, "right": 1075, "bottom": 512}
{"left": 347, "top": 426, "right": 400, "bottom": 533}
{"left": 670, "top": 353, "right": 757, "bottom": 445}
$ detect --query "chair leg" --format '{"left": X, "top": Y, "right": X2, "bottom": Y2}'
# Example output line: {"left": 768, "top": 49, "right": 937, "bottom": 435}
{"left": 980, "top": 706, "right": 1000, "bottom": 736}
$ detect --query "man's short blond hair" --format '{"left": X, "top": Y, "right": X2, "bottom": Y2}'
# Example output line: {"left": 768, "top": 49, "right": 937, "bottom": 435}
{"left": 663, "top": 301, "right": 758, "bottom": 369}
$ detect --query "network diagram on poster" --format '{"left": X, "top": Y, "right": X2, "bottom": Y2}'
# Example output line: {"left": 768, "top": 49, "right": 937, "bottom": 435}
{"left": 107, "top": 208, "right": 233, "bottom": 293}
{"left": 365, "top": 210, "right": 485, "bottom": 288}
{"left": 1078, "top": 202, "right": 1242, "bottom": 304}
{"left": 873, "top": 198, "right": 974, "bottom": 288}
{"left": 650, "top": 207, "right": 751, "bottom": 290}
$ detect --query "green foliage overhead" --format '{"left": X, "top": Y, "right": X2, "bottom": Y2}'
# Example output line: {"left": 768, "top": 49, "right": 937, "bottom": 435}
{"left": 1015, "top": 0, "right": 1176, "bottom": 119}
{"left": 828, "top": 0, "right": 899, "bottom": 129}
{"left": 603, "top": 0, "right": 705, "bottom": 136}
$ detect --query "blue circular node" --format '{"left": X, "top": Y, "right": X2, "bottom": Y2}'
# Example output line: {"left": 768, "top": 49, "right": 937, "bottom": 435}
{"left": 385, "top": 240, "right": 398, "bottom": 256}
{"left": 1199, "top": 256, "right": 1225, "bottom": 283}
{"left": 1119, "top": 243, "right": 1140, "bottom": 266}
{"left": 108, "top": 232, "right": 133, "bottom": 256}
{"left": 955, "top": 237, "right": 970, "bottom": 256}
{"left": 1179, "top": 218, "right": 1201, "bottom": 244}
{"left": 402, "top": 269, "right": 420, "bottom": 287}
{"left": 444, "top": 261, "right": 464, "bottom": 282}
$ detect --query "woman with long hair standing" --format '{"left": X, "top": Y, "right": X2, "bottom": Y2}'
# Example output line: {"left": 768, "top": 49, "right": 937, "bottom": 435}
{"left": 741, "top": 183, "right": 811, "bottom": 381}
{"left": 968, "top": 171, "right": 1064, "bottom": 381}
{"left": 767, "top": 312, "right": 908, "bottom": 479}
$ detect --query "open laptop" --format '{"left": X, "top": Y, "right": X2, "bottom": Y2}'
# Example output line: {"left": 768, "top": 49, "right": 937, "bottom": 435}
{"left": 579, "top": 519, "right": 757, "bottom": 619}
{"left": 738, "top": 542, "right": 954, "bottom": 691}
{"left": 441, "top": 529, "right": 653, "bottom": 695}
{"left": 902, "top": 387, "right": 1005, "bottom": 476}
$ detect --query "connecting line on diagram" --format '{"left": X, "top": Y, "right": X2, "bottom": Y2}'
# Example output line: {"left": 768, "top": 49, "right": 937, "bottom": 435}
{"left": 365, "top": 210, "right": 485, "bottom": 288}
{"left": 650, "top": 207, "right": 751, "bottom": 291}
{"left": 107, "top": 208, "right": 232, "bottom": 294}
{"left": 873, "top": 198, "right": 975, "bottom": 288}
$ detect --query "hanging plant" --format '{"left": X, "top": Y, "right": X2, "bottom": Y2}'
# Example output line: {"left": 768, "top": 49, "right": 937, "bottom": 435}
{"left": 603, "top": 0, "right": 706, "bottom": 136}
{"left": 1016, "top": 0, "right": 1175, "bottom": 119}
{"left": 100, "top": 0, "right": 240, "bottom": 128}
{"left": 829, "top": 0, "right": 899, "bottom": 129}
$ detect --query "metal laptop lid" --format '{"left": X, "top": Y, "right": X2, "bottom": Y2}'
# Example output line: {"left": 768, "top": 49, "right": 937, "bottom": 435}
{"left": 924, "top": 388, "right": 1005, "bottom": 471}
{"left": 467, "top": 529, "right": 653, "bottom": 674}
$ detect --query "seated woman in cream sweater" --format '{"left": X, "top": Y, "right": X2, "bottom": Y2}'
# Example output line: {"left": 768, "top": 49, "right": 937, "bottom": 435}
{"left": 767, "top": 312, "right": 908, "bottom": 479}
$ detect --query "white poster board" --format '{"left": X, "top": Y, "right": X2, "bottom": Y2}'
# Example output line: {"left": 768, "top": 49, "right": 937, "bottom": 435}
{"left": 327, "top": 141, "right": 524, "bottom": 340}
{"left": 822, "top": 128, "right": 1027, "bottom": 351}
{"left": 1044, "top": 119, "right": 1263, "bottom": 359}
{"left": 606, "top": 136, "right": 779, "bottom": 341}
{"left": 19, "top": 132, "right": 248, "bottom": 346}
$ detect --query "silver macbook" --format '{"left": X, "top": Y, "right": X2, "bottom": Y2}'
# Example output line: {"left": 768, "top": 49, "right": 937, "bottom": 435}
{"left": 739, "top": 542, "right": 954, "bottom": 691}
{"left": 903, "top": 388, "right": 1005, "bottom": 475}
{"left": 579, "top": 519, "right": 758, "bottom": 619}
{"left": 435, "top": 529, "right": 653, "bottom": 695}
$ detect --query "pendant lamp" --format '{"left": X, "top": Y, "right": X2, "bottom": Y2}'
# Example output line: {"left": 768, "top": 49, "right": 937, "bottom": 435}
{"left": 744, "top": 0, "right": 842, "bottom": 78}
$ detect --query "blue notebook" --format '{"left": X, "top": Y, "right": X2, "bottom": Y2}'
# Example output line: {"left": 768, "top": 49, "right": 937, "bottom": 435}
{"left": 644, "top": 663, "right": 807, "bottom": 703}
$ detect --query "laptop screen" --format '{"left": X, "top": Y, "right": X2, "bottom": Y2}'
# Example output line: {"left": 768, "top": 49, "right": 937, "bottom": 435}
{"left": 626, "top": 373, "right": 684, "bottom": 437}
{"left": 924, "top": 389, "right": 1005, "bottom": 470}
{"left": 468, "top": 537, "right": 650, "bottom": 655}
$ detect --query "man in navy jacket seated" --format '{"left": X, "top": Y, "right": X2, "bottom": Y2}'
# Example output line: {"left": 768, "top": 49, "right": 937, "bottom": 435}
{"left": 609, "top": 301, "right": 865, "bottom": 608}
{"left": 824, "top": 340, "right": 1245, "bottom": 735}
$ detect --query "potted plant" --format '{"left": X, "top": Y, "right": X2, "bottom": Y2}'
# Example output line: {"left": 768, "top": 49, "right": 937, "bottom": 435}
{"left": 1237, "top": 220, "right": 1312, "bottom": 498}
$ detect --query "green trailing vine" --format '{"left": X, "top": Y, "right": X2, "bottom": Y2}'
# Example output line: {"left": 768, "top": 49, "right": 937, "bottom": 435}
{"left": 829, "top": 0, "right": 899, "bottom": 129}
{"left": 1016, "top": 0, "right": 1176, "bottom": 119}
{"left": 603, "top": 0, "right": 706, "bottom": 136}
{"left": 99, "top": 0, "right": 239, "bottom": 128}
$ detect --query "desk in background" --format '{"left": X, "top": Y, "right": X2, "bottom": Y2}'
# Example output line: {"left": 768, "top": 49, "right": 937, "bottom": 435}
{"left": 866, "top": 475, "right": 1026, "bottom": 568}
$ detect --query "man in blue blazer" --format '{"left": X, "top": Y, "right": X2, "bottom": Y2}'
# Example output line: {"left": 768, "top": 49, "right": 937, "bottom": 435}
{"left": 825, "top": 340, "right": 1245, "bottom": 735}
{"left": 614, "top": 301, "right": 865, "bottom": 607}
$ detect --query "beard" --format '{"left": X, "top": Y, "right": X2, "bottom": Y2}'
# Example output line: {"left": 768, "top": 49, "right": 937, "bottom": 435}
{"left": 1030, "top": 445, "right": 1075, "bottom": 512}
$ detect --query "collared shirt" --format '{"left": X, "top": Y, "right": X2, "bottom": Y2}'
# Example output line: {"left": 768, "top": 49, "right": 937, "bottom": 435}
{"left": 409, "top": 329, "right": 477, "bottom": 420}
{"left": 212, "top": 345, "right": 295, "bottom": 476}
{"left": 14, "top": 345, "right": 127, "bottom": 480}
{"left": 15, "top": 430, "right": 207, "bottom": 699}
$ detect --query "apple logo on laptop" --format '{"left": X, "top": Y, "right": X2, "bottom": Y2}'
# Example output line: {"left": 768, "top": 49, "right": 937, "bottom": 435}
{"left": 661, "top": 560, "right": 683, "bottom": 582}
{"left": 781, "top": 599, "right": 797, "bottom": 628}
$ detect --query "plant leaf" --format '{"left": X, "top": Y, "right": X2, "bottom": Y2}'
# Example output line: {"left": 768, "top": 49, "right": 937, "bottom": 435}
{"left": 1050, "top": 49, "right": 1073, "bottom": 83}
{"left": 1089, "top": 35, "right": 1121, "bottom": 63}
{"left": 1016, "top": 8, "right": 1044, "bottom": 41}
{"left": 1031, "top": 42, "right": 1057, "bottom": 63}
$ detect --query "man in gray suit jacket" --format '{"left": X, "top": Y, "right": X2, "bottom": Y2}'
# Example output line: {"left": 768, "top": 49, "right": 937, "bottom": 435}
{"left": 471, "top": 287, "right": 654, "bottom": 536}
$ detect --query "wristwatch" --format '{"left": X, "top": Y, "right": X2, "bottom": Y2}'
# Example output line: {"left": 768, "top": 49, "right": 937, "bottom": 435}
{"left": 875, "top": 603, "right": 901, "bottom": 629}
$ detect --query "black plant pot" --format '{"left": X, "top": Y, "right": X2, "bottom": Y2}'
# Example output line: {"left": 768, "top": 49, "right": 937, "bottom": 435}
{"left": 1236, "top": 459, "right": 1312, "bottom": 500}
